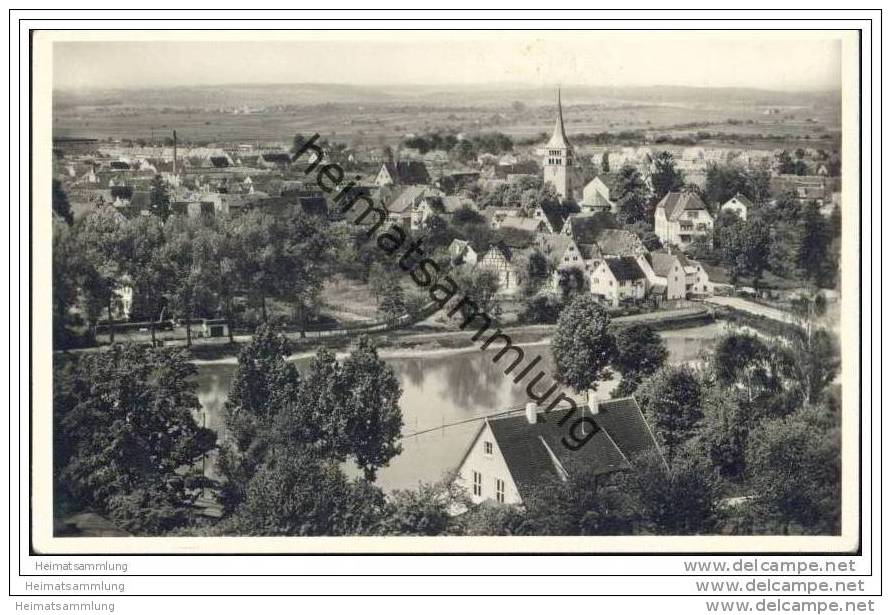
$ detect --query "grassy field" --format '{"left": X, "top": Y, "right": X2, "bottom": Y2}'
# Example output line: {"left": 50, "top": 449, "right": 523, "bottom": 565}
{"left": 53, "top": 84, "right": 841, "bottom": 149}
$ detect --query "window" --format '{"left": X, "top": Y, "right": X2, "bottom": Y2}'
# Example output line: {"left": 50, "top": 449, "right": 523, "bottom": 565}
{"left": 484, "top": 441, "right": 493, "bottom": 456}
{"left": 495, "top": 478, "right": 505, "bottom": 503}
{"left": 472, "top": 471, "right": 482, "bottom": 496}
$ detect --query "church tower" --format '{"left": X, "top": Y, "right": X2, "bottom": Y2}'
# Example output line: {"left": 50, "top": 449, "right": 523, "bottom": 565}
{"left": 541, "top": 87, "right": 573, "bottom": 201}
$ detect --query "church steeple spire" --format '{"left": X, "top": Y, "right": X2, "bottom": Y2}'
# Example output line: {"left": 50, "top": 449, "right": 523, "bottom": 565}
{"left": 541, "top": 86, "right": 574, "bottom": 200}
{"left": 547, "top": 86, "right": 571, "bottom": 149}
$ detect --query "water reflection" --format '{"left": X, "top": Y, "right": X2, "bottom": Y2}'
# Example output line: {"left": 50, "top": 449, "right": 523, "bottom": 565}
{"left": 193, "top": 322, "right": 725, "bottom": 491}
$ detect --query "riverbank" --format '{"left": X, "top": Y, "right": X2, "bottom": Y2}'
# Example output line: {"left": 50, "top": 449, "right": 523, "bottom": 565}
{"left": 54, "top": 305, "right": 716, "bottom": 364}
{"left": 187, "top": 305, "right": 714, "bottom": 364}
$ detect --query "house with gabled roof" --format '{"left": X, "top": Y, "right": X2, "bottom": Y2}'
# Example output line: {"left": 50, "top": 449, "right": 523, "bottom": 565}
{"left": 448, "top": 239, "right": 479, "bottom": 267}
{"left": 595, "top": 229, "right": 648, "bottom": 257}
{"left": 643, "top": 249, "right": 713, "bottom": 299}
{"left": 476, "top": 234, "right": 537, "bottom": 295}
{"left": 536, "top": 233, "right": 590, "bottom": 273}
{"left": 453, "top": 397, "right": 661, "bottom": 505}
{"left": 720, "top": 192, "right": 754, "bottom": 220}
{"left": 590, "top": 256, "right": 650, "bottom": 307}
{"left": 561, "top": 212, "right": 616, "bottom": 244}
{"left": 644, "top": 251, "right": 688, "bottom": 301}
{"left": 496, "top": 215, "right": 550, "bottom": 235}
{"left": 375, "top": 160, "right": 432, "bottom": 187}
{"left": 477, "top": 244, "right": 521, "bottom": 295}
{"left": 259, "top": 152, "right": 293, "bottom": 169}
{"left": 534, "top": 201, "right": 575, "bottom": 234}
{"left": 482, "top": 207, "right": 523, "bottom": 229}
{"left": 580, "top": 176, "right": 616, "bottom": 213}
{"left": 383, "top": 185, "right": 444, "bottom": 227}
{"left": 654, "top": 191, "right": 714, "bottom": 251}
{"left": 412, "top": 195, "right": 475, "bottom": 230}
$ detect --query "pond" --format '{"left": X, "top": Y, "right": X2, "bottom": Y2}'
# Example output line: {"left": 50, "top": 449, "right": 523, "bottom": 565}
{"left": 194, "top": 321, "right": 729, "bottom": 492}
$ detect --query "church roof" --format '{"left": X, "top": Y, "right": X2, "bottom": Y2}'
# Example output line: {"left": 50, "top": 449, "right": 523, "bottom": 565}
{"left": 545, "top": 88, "right": 572, "bottom": 150}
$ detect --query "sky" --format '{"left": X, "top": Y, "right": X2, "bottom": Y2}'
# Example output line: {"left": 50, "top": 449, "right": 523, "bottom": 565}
{"left": 52, "top": 32, "right": 843, "bottom": 92}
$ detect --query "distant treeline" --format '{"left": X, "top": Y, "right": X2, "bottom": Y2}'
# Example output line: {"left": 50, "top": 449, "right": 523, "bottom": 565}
{"left": 402, "top": 131, "right": 514, "bottom": 157}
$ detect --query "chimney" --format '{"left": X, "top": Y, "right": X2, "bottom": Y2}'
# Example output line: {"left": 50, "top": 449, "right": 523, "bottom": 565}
{"left": 525, "top": 402, "right": 537, "bottom": 425}
{"left": 587, "top": 389, "right": 599, "bottom": 415}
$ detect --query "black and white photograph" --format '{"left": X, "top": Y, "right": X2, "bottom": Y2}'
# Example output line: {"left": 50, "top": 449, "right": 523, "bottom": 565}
{"left": 33, "top": 28, "right": 861, "bottom": 554}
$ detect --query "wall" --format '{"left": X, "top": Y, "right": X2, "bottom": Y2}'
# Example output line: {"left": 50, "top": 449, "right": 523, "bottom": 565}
{"left": 456, "top": 423, "right": 523, "bottom": 505}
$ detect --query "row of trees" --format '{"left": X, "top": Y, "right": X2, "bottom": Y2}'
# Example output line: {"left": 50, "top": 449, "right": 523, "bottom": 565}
{"left": 693, "top": 192, "right": 841, "bottom": 288}
{"left": 52, "top": 197, "right": 342, "bottom": 348}
{"left": 402, "top": 131, "right": 514, "bottom": 161}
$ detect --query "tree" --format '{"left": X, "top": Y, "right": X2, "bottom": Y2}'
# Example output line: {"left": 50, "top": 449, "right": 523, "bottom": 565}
{"left": 52, "top": 179, "right": 74, "bottom": 225}
{"left": 158, "top": 216, "right": 221, "bottom": 346}
{"left": 523, "top": 465, "right": 638, "bottom": 535}
{"left": 718, "top": 216, "right": 771, "bottom": 285}
{"left": 520, "top": 293, "right": 561, "bottom": 324}
{"left": 635, "top": 365, "right": 703, "bottom": 462}
{"left": 461, "top": 501, "right": 529, "bottom": 536}
{"left": 551, "top": 295, "right": 617, "bottom": 393}
{"left": 703, "top": 162, "right": 770, "bottom": 209}
{"left": 556, "top": 266, "right": 588, "bottom": 303}
{"left": 454, "top": 268, "right": 501, "bottom": 320}
{"left": 379, "top": 480, "right": 464, "bottom": 536}
{"left": 53, "top": 345, "right": 216, "bottom": 534}
{"left": 52, "top": 218, "right": 81, "bottom": 346}
{"left": 149, "top": 175, "right": 171, "bottom": 221}
{"left": 218, "top": 325, "right": 301, "bottom": 510}
{"left": 695, "top": 386, "right": 749, "bottom": 481}
{"left": 711, "top": 332, "right": 804, "bottom": 418}
{"left": 118, "top": 215, "right": 171, "bottom": 345}
{"left": 746, "top": 412, "right": 841, "bottom": 534}
{"left": 776, "top": 150, "right": 808, "bottom": 176}
{"left": 613, "top": 324, "right": 669, "bottom": 396}
{"left": 789, "top": 326, "right": 840, "bottom": 406}
{"left": 601, "top": 151, "right": 610, "bottom": 173}
{"left": 378, "top": 277, "right": 407, "bottom": 322}
{"left": 422, "top": 214, "right": 456, "bottom": 252}
{"left": 287, "top": 337, "right": 404, "bottom": 482}
{"left": 337, "top": 336, "right": 404, "bottom": 480}
{"left": 767, "top": 220, "right": 801, "bottom": 278}
{"left": 650, "top": 151, "right": 685, "bottom": 202}
{"left": 623, "top": 449, "right": 723, "bottom": 535}
{"left": 227, "top": 209, "right": 288, "bottom": 323}
{"left": 225, "top": 326, "right": 300, "bottom": 448}
{"left": 797, "top": 202, "right": 832, "bottom": 285}
{"left": 223, "top": 446, "right": 387, "bottom": 536}
{"left": 614, "top": 165, "right": 651, "bottom": 224}
{"left": 524, "top": 250, "right": 550, "bottom": 296}
{"left": 281, "top": 211, "right": 341, "bottom": 332}
{"left": 73, "top": 207, "right": 128, "bottom": 342}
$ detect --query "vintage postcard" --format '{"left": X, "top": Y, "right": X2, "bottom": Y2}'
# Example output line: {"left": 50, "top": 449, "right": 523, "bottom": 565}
{"left": 30, "top": 28, "right": 862, "bottom": 554}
